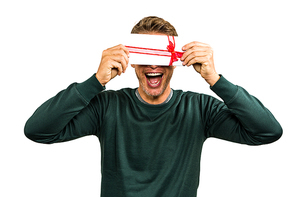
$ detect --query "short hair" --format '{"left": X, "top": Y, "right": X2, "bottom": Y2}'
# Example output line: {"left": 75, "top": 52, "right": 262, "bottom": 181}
{"left": 131, "top": 16, "right": 178, "bottom": 36}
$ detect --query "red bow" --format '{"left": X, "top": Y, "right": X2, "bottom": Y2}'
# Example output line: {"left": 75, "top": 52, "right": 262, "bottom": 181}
{"left": 166, "top": 36, "right": 183, "bottom": 66}
{"left": 126, "top": 35, "right": 183, "bottom": 66}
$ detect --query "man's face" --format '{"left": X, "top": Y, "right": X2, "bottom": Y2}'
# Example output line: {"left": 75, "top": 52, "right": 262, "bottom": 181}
{"left": 132, "top": 64, "right": 175, "bottom": 98}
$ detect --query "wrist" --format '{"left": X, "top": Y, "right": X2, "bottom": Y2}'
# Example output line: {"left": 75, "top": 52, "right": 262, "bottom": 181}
{"left": 95, "top": 73, "right": 107, "bottom": 87}
{"left": 205, "top": 73, "right": 220, "bottom": 87}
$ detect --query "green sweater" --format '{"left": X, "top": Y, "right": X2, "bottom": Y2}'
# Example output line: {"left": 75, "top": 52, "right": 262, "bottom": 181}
{"left": 24, "top": 74, "right": 282, "bottom": 197}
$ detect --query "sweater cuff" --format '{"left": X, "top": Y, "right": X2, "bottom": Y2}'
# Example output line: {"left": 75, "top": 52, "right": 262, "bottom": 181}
{"left": 76, "top": 74, "right": 106, "bottom": 103}
{"left": 210, "top": 75, "right": 238, "bottom": 103}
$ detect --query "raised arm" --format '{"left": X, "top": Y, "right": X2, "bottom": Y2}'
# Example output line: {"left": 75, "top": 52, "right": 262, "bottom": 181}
{"left": 25, "top": 44, "right": 129, "bottom": 144}
{"left": 181, "top": 41, "right": 282, "bottom": 144}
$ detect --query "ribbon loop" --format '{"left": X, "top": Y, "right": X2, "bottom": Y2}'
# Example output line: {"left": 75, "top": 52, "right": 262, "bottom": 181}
{"left": 166, "top": 36, "right": 183, "bottom": 66}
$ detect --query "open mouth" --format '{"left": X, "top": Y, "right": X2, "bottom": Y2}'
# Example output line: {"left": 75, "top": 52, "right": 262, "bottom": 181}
{"left": 145, "top": 73, "right": 163, "bottom": 87}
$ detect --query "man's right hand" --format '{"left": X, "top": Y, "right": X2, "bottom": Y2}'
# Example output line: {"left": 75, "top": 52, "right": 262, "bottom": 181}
{"left": 96, "top": 44, "right": 129, "bottom": 86}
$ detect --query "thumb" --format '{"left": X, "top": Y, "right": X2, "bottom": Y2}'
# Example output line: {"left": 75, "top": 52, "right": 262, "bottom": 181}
{"left": 111, "top": 68, "right": 119, "bottom": 79}
{"left": 193, "top": 63, "right": 202, "bottom": 73}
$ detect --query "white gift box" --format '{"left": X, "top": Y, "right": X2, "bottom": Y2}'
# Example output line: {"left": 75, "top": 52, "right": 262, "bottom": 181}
{"left": 124, "top": 34, "right": 185, "bottom": 66}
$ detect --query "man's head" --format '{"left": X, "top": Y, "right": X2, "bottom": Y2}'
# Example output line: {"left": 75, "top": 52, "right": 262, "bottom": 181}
{"left": 131, "top": 16, "right": 177, "bottom": 103}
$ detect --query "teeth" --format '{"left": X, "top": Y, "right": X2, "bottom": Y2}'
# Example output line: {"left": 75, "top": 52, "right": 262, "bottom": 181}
{"left": 146, "top": 73, "right": 163, "bottom": 77}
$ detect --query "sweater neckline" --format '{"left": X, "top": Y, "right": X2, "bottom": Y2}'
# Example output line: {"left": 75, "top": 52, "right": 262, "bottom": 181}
{"left": 135, "top": 88, "right": 173, "bottom": 106}
{"left": 130, "top": 88, "right": 179, "bottom": 121}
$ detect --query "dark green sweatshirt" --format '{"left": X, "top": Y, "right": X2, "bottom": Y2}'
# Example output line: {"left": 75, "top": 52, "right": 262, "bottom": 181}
{"left": 24, "top": 74, "right": 282, "bottom": 197}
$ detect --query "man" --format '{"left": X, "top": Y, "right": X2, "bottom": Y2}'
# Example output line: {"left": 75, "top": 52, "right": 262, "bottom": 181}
{"left": 25, "top": 16, "right": 282, "bottom": 197}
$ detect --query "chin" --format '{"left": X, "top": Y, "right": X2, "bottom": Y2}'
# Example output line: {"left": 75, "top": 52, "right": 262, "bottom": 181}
{"left": 141, "top": 85, "right": 165, "bottom": 98}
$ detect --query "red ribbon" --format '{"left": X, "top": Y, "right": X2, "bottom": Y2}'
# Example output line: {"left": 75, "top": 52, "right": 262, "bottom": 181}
{"left": 166, "top": 36, "right": 183, "bottom": 66}
{"left": 126, "top": 36, "right": 183, "bottom": 66}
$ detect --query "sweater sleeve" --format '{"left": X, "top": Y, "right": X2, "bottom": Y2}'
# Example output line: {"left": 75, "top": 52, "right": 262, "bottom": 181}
{"left": 24, "top": 74, "right": 105, "bottom": 144}
{"left": 205, "top": 75, "right": 282, "bottom": 145}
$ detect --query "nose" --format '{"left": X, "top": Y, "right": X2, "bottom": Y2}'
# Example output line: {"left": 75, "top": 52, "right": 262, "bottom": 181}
{"left": 149, "top": 65, "right": 158, "bottom": 69}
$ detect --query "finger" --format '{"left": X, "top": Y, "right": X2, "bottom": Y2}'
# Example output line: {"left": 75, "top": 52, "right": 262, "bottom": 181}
{"left": 181, "top": 49, "right": 208, "bottom": 62}
{"left": 181, "top": 46, "right": 209, "bottom": 61}
{"left": 111, "top": 68, "right": 119, "bottom": 79}
{"left": 120, "top": 45, "right": 130, "bottom": 57}
{"left": 111, "top": 61, "right": 123, "bottom": 76}
{"left": 186, "top": 56, "right": 209, "bottom": 67}
{"left": 104, "top": 47, "right": 128, "bottom": 72}
{"left": 114, "top": 46, "right": 129, "bottom": 72}
{"left": 112, "top": 44, "right": 130, "bottom": 58}
{"left": 121, "top": 57, "right": 128, "bottom": 73}
{"left": 120, "top": 50, "right": 129, "bottom": 73}
{"left": 109, "top": 48, "right": 129, "bottom": 60}
{"left": 182, "top": 41, "right": 210, "bottom": 51}
{"left": 182, "top": 51, "right": 208, "bottom": 66}
{"left": 105, "top": 44, "right": 130, "bottom": 60}
{"left": 104, "top": 55, "right": 123, "bottom": 76}
{"left": 111, "top": 54, "right": 129, "bottom": 73}
{"left": 116, "top": 44, "right": 130, "bottom": 54}
{"left": 193, "top": 63, "right": 201, "bottom": 73}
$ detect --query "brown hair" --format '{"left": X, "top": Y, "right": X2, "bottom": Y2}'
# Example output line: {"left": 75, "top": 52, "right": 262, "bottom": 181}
{"left": 131, "top": 16, "right": 178, "bottom": 36}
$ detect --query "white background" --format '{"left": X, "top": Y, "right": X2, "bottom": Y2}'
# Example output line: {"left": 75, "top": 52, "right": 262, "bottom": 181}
{"left": 1, "top": 0, "right": 295, "bottom": 196}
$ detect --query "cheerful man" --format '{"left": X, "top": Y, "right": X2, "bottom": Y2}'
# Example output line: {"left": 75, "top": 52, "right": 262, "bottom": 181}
{"left": 25, "top": 16, "right": 282, "bottom": 197}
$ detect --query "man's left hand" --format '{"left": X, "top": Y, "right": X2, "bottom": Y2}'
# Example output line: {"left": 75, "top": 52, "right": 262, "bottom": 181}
{"left": 181, "top": 41, "right": 220, "bottom": 86}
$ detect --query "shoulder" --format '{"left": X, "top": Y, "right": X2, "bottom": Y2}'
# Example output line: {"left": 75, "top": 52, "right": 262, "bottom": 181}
{"left": 94, "top": 88, "right": 135, "bottom": 103}
{"left": 102, "top": 88, "right": 135, "bottom": 96}
{"left": 173, "top": 89, "right": 218, "bottom": 102}
{"left": 173, "top": 89, "right": 225, "bottom": 112}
